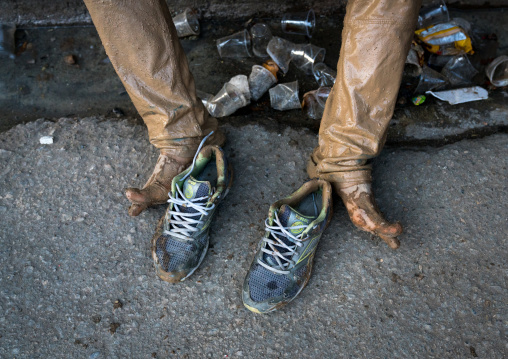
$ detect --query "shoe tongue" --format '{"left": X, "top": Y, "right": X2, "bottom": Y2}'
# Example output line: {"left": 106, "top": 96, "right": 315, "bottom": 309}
{"left": 277, "top": 204, "right": 314, "bottom": 236}
{"left": 182, "top": 175, "right": 212, "bottom": 201}
{"left": 263, "top": 204, "right": 315, "bottom": 267}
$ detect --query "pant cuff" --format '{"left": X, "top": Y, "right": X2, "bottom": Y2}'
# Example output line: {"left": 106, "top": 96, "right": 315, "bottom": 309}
{"left": 307, "top": 153, "right": 372, "bottom": 187}
{"left": 155, "top": 130, "right": 226, "bottom": 158}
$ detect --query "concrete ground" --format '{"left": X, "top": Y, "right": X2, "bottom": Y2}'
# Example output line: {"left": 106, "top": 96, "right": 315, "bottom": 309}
{"left": 0, "top": 117, "right": 506, "bottom": 358}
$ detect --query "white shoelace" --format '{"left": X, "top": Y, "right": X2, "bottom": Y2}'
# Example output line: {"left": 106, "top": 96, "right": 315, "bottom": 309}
{"left": 163, "top": 184, "right": 215, "bottom": 241}
{"left": 163, "top": 131, "right": 215, "bottom": 241}
{"left": 258, "top": 211, "right": 309, "bottom": 274}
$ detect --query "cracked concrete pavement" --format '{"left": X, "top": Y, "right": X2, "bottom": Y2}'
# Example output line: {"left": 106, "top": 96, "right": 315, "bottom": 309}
{"left": 0, "top": 117, "right": 506, "bottom": 358}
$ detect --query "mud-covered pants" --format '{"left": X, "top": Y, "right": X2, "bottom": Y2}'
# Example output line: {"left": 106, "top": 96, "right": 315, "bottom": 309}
{"left": 83, "top": 0, "right": 421, "bottom": 181}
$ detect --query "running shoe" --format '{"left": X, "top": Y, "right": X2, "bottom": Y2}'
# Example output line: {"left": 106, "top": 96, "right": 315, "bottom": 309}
{"left": 151, "top": 143, "right": 232, "bottom": 283}
{"left": 242, "top": 179, "right": 332, "bottom": 313}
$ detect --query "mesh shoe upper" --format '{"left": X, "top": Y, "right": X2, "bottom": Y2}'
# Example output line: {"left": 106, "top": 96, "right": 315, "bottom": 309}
{"left": 248, "top": 263, "right": 291, "bottom": 302}
{"left": 249, "top": 205, "right": 315, "bottom": 303}
{"left": 156, "top": 235, "right": 196, "bottom": 272}
{"left": 151, "top": 145, "right": 232, "bottom": 283}
{"left": 155, "top": 177, "right": 211, "bottom": 272}
{"left": 243, "top": 179, "right": 333, "bottom": 312}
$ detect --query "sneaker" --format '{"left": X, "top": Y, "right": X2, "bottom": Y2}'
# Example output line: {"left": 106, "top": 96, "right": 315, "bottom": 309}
{"left": 151, "top": 145, "right": 232, "bottom": 283}
{"left": 242, "top": 179, "right": 332, "bottom": 313}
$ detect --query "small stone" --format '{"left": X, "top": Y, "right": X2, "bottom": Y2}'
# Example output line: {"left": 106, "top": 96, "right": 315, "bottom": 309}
{"left": 40, "top": 136, "right": 54, "bottom": 145}
{"left": 112, "top": 108, "right": 125, "bottom": 117}
{"left": 113, "top": 300, "right": 123, "bottom": 309}
{"left": 64, "top": 54, "right": 77, "bottom": 65}
{"left": 415, "top": 273, "right": 425, "bottom": 281}
{"left": 109, "top": 322, "right": 120, "bottom": 334}
{"left": 89, "top": 351, "right": 100, "bottom": 359}
{"left": 75, "top": 339, "right": 88, "bottom": 348}
{"left": 391, "top": 272, "right": 400, "bottom": 283}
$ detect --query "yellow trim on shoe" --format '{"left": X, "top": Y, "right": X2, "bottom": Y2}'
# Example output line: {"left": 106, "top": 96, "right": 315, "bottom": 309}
{"left": 243, "top": 302, "right": 264, "bottom": 314}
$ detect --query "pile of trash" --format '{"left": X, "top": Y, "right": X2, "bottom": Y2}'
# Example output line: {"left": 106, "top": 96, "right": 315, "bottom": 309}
{"left": 1, "top": 4, "right": 507, "bottom": 119}
{"left": 181, "top": 2, "right": 507, "bottom": 119}
{"left": 191, "top": 9, "right": 335, "bottom": 119}
{"left": 402, "top": 0, "right": 507, "bottom": 106}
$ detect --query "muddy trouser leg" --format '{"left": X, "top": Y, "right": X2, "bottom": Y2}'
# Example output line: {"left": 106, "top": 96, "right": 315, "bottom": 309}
{"left": 83, "top": 0, "right": 225, "bottom": 216}
{"left": 307, "top": 0, "right": 422, "bottom": 248}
